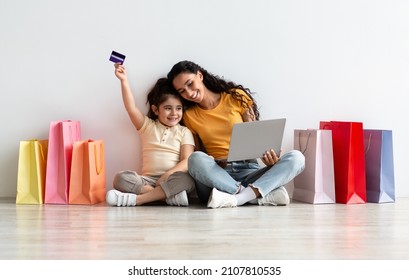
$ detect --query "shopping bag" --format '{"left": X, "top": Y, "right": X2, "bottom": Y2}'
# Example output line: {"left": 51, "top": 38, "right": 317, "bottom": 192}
{"left": 293, "top": 129, "right": 336, "bottom": 204}
{"left": 16, "top": 140, "right": 48, "bottom": 204}
{"left": 69, "top": 140, "right": 106, "bottom": 205}
{"left": 364, "top": 130, "right": 395, "bottom": 203}
{"left": 320, "top": 121, "right": 366, "bottom": 204}
{"left": 45, "top": 120, "right": 81, "bottom": 204}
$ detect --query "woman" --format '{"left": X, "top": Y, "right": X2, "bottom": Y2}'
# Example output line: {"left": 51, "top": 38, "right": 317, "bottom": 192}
{"left": 167, "top": 60, "right": 305, "bottom": 208}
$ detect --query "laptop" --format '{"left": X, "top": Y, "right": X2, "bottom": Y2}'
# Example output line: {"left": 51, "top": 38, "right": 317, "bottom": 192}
{"left": 227, "top": 118, "right": 286, "bottom": 162}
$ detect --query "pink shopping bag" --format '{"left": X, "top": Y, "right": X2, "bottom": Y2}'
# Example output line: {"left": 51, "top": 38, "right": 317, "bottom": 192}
{"left": 45, "top": 120, "right": 81, "bottom": 204}
{"left": 293, "top": 129, "right": 336, "bottom": 204}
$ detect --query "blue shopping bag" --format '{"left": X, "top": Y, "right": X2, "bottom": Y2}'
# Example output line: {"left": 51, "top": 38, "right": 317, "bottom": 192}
{"left": 364, "top": 129, "right": 395, "bottom": 203}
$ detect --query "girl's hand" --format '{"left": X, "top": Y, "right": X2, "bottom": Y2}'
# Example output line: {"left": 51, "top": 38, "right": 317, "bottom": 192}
{"left": 261, "top": 148, "right": 282, "bottom": 166}
{"left": 114, "top": 63, "right": 127, "bottom": 82}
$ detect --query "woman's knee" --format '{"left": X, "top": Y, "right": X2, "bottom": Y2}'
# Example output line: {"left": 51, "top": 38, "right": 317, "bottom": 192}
{"left": 188, "top": 151, "right": 206, "bottom": 165}
{"left": 285, "top": 150, "right": 305, "bottom": 172}
{"left": 188, "top": 151, "right": 211, "bottom": 173}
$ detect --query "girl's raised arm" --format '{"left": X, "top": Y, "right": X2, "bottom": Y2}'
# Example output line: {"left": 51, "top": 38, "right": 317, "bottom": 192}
{"left": 114, "top": 63, "right": 145, "bottom": 130}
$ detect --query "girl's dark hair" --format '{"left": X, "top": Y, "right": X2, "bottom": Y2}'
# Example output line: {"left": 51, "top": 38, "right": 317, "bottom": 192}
{"left": 146, "top": 77, "right": 184, "bottom": 120}
{"left": 167, "top": 60, "right": 260, "bottom": 120}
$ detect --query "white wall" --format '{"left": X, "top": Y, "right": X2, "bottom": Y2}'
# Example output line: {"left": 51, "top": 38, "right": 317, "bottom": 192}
{"left": 1, "top": 0, "right": 408, "bottom": 198}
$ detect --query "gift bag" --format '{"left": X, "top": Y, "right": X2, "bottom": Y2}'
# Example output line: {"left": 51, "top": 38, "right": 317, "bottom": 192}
{"left": 320, "top": 121, "right": 366, "bottom": 204}
{"left": 16, "top": 140, "right": 48, "bottom": 204}
{"left": 69, "top": 140, "right": 106, "bottom": 205}
{"left": 364, "top": 130, "right": 395, "bottom": 203}
{"left": 293, "top": 129, "right": 336, "bottom": 204}
{"left": 45, "top": 120, "right": 81, "bottom": 204}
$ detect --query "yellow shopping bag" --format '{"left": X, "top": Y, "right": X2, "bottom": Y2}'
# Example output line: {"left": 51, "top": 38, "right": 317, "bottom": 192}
{"left": 16, "top": 140, "right": 48, "bottom": 204}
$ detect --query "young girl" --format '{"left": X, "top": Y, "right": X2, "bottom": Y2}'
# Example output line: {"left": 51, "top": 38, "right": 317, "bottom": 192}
{"left": 106, "top": 63, "right": 195, "bottom": 207}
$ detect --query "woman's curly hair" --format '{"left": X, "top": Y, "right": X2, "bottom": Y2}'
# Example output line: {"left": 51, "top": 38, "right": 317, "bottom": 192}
{"left": 167, "top": 60, "right": 260, "bottom": 120}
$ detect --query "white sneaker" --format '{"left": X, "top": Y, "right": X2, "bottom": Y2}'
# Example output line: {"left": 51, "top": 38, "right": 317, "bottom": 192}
{"left": 258, "top": 186, "right": 290, "bottom": 206}
{"left": 207, "top": 188, "right": 237, "bottom": 208}
{"left": 106, "top": 190, "right": 137, "bottom": 207}
{"left": 166, "top": 191, "right": 189, "bottom": 206}
{"left": 248, "top": 198, "right": 259, "bottom": 205}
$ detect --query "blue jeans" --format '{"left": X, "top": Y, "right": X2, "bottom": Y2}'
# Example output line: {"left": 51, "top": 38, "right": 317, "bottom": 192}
{"left": 188, "top": 151, "right": 305, "bottom": 203}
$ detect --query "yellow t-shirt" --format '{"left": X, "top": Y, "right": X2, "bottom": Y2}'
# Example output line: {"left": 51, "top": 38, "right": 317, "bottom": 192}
{"left": 182, "top": 90, "right": 253, "bottom": 160}
{"left": 139, "top": 116, "right": 195, "bottom": 176}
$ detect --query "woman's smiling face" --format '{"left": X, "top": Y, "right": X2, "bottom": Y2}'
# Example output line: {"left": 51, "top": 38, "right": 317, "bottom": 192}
{"left": 172, "top": 71, "right": 205, "bottom": 104}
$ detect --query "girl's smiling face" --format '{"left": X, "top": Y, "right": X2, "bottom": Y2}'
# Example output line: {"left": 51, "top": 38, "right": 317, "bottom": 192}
{"left": 151, "top": 95, "right": 183, "bottom": 127}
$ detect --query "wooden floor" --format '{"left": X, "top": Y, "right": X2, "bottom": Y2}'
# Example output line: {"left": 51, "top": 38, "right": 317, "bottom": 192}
{"left": 0, "top": 197, "right": 408, "bottom": 260}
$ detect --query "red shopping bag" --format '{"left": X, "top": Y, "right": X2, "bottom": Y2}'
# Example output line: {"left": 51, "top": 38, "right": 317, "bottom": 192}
{"left": 320, "top": 121, "right": 366, "bottom": 204}
{"left": 293, "top": 129, "right": 336, "bottom": 204}
{"left": 45, "top": 120, "right": 81, "bottom": 204}
{"left": 69, "top": 140, "right": 106, "bottom": 205}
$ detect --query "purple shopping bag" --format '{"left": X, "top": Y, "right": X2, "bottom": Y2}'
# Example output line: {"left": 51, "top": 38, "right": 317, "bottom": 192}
{"left": 364, "top": 129, "right": 395, "bottom": 203}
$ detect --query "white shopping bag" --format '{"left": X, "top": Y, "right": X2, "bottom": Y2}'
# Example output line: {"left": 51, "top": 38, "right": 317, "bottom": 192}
{"left": 293, "top": 129, "right": 336, "bottom": 204}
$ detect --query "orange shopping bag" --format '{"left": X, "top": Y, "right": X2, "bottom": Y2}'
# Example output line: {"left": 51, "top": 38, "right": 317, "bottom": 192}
{"left": 69, "top": 140, "right": 106, "bottom": 205}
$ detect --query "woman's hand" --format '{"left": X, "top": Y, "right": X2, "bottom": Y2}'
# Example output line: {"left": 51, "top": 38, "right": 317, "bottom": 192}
{"left": 114, "top": 63, "right": 127, "bottom": 82}
{"left": 242, "top": 107, "right": 256, "bottom": 122}
{"left": 261, "top": 148, "right": 282, "bottom": 166}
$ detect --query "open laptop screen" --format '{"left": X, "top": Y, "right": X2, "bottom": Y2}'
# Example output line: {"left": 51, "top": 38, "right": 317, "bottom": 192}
{"left": 227, "top": 118, "right": 286, "bottom": 162}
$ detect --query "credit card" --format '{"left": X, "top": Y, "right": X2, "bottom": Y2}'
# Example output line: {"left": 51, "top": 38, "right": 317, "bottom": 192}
{"left": 109, "top": 51, "right": 126, "bottom": 64}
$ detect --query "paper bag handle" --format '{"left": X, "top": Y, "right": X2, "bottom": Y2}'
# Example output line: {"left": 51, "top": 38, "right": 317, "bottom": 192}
{"left": 38, "top": 142, "right": 46, "bottom": 162}
{"left": 364, "top": 133, "right": 372, "bottom": 154}
{"left": 298, "top": 132, "right": 311, "bottom": 154}
{"left": 69, "top": 125, "right": 75, "bottom": 145}
{"left": 94, "top": 143, "right": 104, "bottom": 175}
{"left": 31, "top": 139, "right": 46, "bottom": 162}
